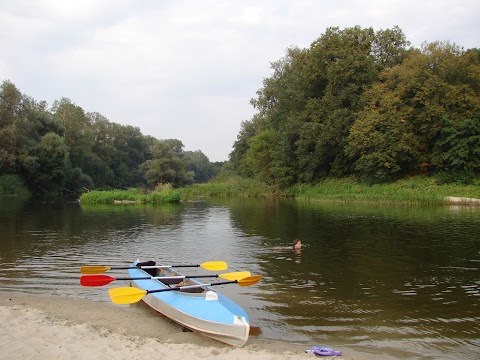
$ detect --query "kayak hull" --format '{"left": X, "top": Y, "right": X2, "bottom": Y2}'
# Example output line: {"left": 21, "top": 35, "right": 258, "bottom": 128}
{"left": 128, "top": 261, "right": 250, "bottom": 347}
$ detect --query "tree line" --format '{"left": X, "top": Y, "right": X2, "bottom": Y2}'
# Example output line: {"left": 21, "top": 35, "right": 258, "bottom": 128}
{"left": 0, "top": 81, "right": 222, "bottom": 196}
{"left": 2, "top": 25, "right": 479, "bottom": 198}
{"left": 228, "top": 26, "right": 480, "bottom": 186}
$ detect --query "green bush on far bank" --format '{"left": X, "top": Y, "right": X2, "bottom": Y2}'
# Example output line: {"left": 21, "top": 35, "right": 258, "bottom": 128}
{"left": 79, "top": 186, "right": 180, "bottom": 204}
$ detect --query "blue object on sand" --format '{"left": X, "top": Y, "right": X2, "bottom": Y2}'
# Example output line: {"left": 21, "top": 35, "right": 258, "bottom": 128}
{"left": 305, "top": 346, "right": 342, "bottom": 356}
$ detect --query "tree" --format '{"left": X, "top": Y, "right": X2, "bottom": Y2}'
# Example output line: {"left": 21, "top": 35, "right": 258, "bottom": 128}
{"left": 0, "top": 81, "right": 63, "bottom": 187}
{"left": 232, "top": 26, "right": 410, "bottom": 185}
{"left": 371, "top": 26, "right": 411, "bottom": 68}
{"left": 0, "top": 81, "right": 24, "bottom": 173}
{"left": 229, "top": 115, "right": 265, "bottom": 173}
{"left": 139, "top": 139, "right": 193, "bottom": 187}
{"left": 0, "top": 80, "right": 216, "bottom": 195}
{"left": 347, "top": 42, "right": 480, "bottom": 182}
{"left": 241, "top": 130, "right": 276, "bottom": 183}
{"left": 51, "top": 98, "right": 94, "bottom": 176}
{"left": 185, "top": 150, "right": 214, "bottom": 183}
{"left": 434, "top": 113, "right": 480, "bottom": 181}
{"left": 34, "top": 132, "right": 69, "bottom": 193}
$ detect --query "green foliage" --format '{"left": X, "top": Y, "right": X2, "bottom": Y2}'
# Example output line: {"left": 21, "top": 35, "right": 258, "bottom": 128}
{"left": 139, "top": 139, "right": 194, "bottom": 188}
{"left": 79, "top": 188, "right": 180, "bottom": 203}
{"left": 0, "top": 174, "right": 31, "bottom": 198}
{"left": 230, "top": 25, "right": 480, "bottom": 186}
{"left": 0, "top": 80, "right": 34, "bottom": 173}
{"left": 33, "top": 132, "right": 69, "bottom": 193}
{"left": 179, "top": 172, "right": 282, "bottom": 198}
{"left": 0, "top": 81, "right": 219, "bottom": 197}
{"left": 2, "top": 25, "right": 479, "bottom": 196}
{"left": 434, "top": 113, "right": 480, "bottom": 180}
{"left": 185, "top": 150, "right": 220, "bottom": 183}
{"left": 241, "top": 130, "right": 276, "bottom": 182}
{"left": 371, "top": 26, "right": 411, "bottom": 68}
{"left": 229, "top": 115, "right": 266, "bottom": 172}
{"left": 291, "top": 176, "right": 480, "bottom": 204}
{"left": 230, "top": 26, "right": 414, "bottom": 185}
{"left": 66, "top": 167, "right": 94, "bottom": 192}
{"left": 347, "top": 42, "right": 480, "bottom": 183}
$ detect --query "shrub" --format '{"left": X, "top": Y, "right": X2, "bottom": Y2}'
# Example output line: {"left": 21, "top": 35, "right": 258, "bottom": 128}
{"left": 0, "top": 175, "right": 31, "bottom": 198}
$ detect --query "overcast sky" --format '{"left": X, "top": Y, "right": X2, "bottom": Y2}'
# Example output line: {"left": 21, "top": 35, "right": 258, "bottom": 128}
{"left": 1, "top": 1, "right": 478, "bottom": 161}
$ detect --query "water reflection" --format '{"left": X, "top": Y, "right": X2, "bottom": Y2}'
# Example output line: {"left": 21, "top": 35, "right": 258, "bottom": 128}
{"left": 0, "top": 198, "right": 479, "bottom": 359}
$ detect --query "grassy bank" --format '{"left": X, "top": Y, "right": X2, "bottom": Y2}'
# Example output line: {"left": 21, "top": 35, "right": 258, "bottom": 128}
{"left": 180, "top": 175, "right": 480, "bottom": 205}
{"left": 79, "top": 187, "right": 180, "bottom": 204}
{"left": 291, "top": 177, "right": 480, "bottom": 204}
{"left": 178, "top": 174, "right": 281, "bottom": 198}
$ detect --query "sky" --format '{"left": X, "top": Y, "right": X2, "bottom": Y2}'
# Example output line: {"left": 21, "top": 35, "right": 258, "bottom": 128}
{"left": 1, "top": 1, "right": 479, "bottom": 162}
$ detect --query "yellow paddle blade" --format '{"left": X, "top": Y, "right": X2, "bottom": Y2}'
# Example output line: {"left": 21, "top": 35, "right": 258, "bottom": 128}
{"left": 238, "top": 275, "right": 263, "bottom": 286}
{"left": 109, "top": 287, "right": 148, "bottom": 305}
{"left": 219, "top": 271, "right": 251, "bottom": 281}
{"left": 199, "top": 261, "right": 227, "bottom": 271}
{"left": 80, "top": 266, "right": 111, "bottom": 274}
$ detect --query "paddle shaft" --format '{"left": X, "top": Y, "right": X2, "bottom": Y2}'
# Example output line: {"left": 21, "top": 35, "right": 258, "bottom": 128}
{"left": 114, "top": 274, "right": 218, "bottom": 281}
{"left": 111, "top": 264, "right": 206, "bottom": 270}
{"left": 146, "top": 280, "right": 236, "bottom": 294}
{"left": 80, "top": 261, "right": 228, "bottom": 274}
{"left": 81, "top": 271, "right": 252, "bottom": 287}
{"left": 108, "top": 275, "right": 262, "bottom": 304}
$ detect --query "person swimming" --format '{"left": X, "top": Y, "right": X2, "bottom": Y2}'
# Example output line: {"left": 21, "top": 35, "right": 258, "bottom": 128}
{"left": 292, "top": 239, "right": 302, "bottom": 254}
{"left": 271, "top": 239, "right": 302, "bottom": 253}
{"left": 293, "top": 239, "right": 302, "bottom": 250}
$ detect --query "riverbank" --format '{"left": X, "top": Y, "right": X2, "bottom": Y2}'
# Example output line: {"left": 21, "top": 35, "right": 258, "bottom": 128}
{"left": 179, "top": 175, "right": 480, "bottom": 205}
{"left": 0, "top": 291, "right": 373, "bottom": 360}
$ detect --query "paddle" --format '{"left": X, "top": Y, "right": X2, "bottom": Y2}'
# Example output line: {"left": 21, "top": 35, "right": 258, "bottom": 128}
{"left": 80, "top": 271, "right": 252, "bottom": 287}
{"left": 109, "top": 275, "right": 263, "bottom": 305}
{"left": 80, "top": 261, "right": 227, "bottom": 274}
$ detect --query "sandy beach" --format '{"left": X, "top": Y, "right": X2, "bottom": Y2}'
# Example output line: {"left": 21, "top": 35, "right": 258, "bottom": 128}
{"left": 0, "top": 291, "right": 363, "bottom": 360}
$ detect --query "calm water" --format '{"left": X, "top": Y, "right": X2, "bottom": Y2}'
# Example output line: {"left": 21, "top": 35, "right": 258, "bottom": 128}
{"left": 1, "top": 198, "right": 479, "bottom": 359}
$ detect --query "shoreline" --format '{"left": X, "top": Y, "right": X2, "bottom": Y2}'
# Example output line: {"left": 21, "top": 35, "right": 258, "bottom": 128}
{"left": 0, "top": 291, "right": 369, "bottom": 360}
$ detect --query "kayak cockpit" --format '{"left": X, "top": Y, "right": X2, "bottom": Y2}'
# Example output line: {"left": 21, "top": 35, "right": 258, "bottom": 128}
{"left": 135, "top": 260, "right": 205, "bottom": 293}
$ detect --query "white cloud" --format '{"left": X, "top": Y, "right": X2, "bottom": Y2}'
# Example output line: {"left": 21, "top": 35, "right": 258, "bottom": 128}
{"left": 1, "top": 0, "right": 478, "bottom": 161}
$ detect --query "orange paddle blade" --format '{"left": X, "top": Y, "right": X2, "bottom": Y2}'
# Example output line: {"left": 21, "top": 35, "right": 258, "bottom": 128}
{"left": 237, "top": 275, "right": 263, "bottom": 286}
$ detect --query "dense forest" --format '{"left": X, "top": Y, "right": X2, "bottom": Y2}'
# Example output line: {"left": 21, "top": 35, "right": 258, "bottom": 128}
{"left": 229, "top": 26, "right": 480, "bottom": 186}
{"left": 2, "top": 26, "right": 479, "bottom": 198}
{"left": 0, "top": 82, "right": 223, "bottom": 197}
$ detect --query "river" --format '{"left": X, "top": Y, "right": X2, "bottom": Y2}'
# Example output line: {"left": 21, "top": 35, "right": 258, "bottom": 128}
{"left": 0, "top": 198, "right": 479, "bottom": 359}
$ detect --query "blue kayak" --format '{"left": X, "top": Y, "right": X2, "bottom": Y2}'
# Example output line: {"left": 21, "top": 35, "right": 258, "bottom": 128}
{"left": 128, "top": 260, "right": 250, "bottom": 347}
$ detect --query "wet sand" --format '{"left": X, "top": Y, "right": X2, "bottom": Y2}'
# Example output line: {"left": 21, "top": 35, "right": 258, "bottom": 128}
{"left": 0, "top": 291, "right": 366, "bottom": 360}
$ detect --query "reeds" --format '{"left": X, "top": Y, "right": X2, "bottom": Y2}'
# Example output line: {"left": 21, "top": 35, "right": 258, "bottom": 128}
{"left": 179, "top": 174, "right": 281, "bottom": 198}
{"left": 180, "top": 175, "right": 480, "bottom": 204}
{"left": 291, "top": 177, "right": 480, "bottom": 204}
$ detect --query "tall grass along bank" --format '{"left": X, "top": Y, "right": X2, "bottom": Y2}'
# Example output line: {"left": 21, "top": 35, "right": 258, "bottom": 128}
{"left": 179, "top": 174, "right": 282, "bottom": 198}
{"left": 180, "top": 175, "right": 480, "bottom": 205}
{"left": 291, "top": 177, "right": 480, "bottom": 204}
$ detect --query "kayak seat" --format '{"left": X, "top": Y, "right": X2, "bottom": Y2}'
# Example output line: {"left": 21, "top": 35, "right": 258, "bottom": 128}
{"left": 179, "top": 287, "right": 204, "bottom": 293}
{"left": 136, "top": 260, "right": 157, "bottom": 276}
{"left": 159, "top": 277, "right": 183, "bottom": 286}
